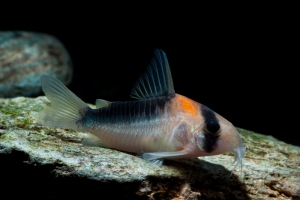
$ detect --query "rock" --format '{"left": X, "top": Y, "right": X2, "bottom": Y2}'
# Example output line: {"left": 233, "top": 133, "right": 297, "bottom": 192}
{"left": 0, "top": 31, "right": 72, "bottom": 98}
{"left": 0, "top": 96, "right": 299, "bottom": 199}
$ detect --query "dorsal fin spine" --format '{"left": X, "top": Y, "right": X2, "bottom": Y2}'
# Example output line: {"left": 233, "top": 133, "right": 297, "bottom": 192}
{"left": 130, "top": 49, "right": 175, "bottom": 99}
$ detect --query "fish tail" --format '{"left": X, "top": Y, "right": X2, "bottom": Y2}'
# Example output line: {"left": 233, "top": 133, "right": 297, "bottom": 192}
{"left": 35, "top": 75, "right": 88, "bottom": 130}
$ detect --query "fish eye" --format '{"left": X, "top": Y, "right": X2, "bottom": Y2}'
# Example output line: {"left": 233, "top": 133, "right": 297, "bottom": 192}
{"left": 206, "top": 119, "right": 220, "bottom": 133}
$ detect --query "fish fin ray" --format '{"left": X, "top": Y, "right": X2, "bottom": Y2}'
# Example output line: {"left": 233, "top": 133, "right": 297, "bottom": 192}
{"left": 137, "top": 153, "right": 164, "bottom": 166}
{"left": 35, "top": 75, "right": 88, "bottom": 130}
{"left": 151, "top": 159, "right": 164, "bottom": 166}
{"left": 130, "top": 49, "right": 175, "bottom": 99}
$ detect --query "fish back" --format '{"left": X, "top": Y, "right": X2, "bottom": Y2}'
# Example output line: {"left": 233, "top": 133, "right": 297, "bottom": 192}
{"left": 86, "top": 95, "right": 173, "bottom": 126}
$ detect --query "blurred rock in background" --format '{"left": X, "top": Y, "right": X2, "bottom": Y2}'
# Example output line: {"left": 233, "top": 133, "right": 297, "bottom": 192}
{"left": 0, "top": 31, "right": 73, "bottom": 98}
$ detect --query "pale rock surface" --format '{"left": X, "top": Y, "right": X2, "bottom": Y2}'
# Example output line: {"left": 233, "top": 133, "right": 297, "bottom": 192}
{"left": 0, "top": 31, "right": 72, "bottom": 97}
{"left": 0, "top": 96, "right": 299, "bottom": 199}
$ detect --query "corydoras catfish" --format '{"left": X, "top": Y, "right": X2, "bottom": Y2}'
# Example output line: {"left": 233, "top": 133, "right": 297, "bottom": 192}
{"left": 36, "top": 49, "right": 245, "bottom": 172}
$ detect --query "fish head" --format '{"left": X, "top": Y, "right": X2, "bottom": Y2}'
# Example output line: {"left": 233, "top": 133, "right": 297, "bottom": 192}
{"left": 195, "top": 104, "right": 246, "bottom": 171}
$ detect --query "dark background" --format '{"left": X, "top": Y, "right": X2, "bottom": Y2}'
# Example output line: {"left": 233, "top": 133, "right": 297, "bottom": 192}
{"left": 1, "top": 7, "right": 299, "bottom": 146}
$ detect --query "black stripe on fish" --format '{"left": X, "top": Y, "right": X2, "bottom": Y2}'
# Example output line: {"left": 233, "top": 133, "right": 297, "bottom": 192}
{"left": 80, "top": 94, "right": 175, "bottom": 127}
{"left": 200, "top": 104, "right": 220, "bottom": 153}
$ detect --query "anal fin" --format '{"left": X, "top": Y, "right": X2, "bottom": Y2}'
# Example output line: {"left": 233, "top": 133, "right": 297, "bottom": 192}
{"left": 81, "top": 133, "right": 106, "bottom": 147}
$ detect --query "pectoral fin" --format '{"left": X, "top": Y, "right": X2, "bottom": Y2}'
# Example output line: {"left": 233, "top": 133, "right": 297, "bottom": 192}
{"left": 141, "top": 145, "right": 193, "bottom": 166}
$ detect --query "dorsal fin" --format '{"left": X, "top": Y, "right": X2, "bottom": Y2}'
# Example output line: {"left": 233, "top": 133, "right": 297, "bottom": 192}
{"left": 130, "top": 49, "right": 175, "bottom": 99}
{"left": 95, "top": 99, "right": 111, "bottom": 109}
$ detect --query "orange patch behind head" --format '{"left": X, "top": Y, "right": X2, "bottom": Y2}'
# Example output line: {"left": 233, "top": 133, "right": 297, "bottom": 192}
{"left": 177, "top": 94, "right": 197, "bottom": 116}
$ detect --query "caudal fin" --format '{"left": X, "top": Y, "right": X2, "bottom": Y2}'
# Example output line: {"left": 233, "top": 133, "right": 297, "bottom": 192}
{"left": 35, "top": 75, "right": 88, "bottom": 130}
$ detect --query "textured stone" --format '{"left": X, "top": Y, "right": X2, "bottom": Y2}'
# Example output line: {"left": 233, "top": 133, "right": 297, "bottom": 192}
{"left": 0, "top": 31, "right": 72, "bottom": 97}
{"left": 0, "top": 96, "right": 300, "bottom": 199}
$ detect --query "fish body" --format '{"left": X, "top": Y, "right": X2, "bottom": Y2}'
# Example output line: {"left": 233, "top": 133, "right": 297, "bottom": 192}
{"left": 36, "top": 49, "right": 245, "bottom": 170}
